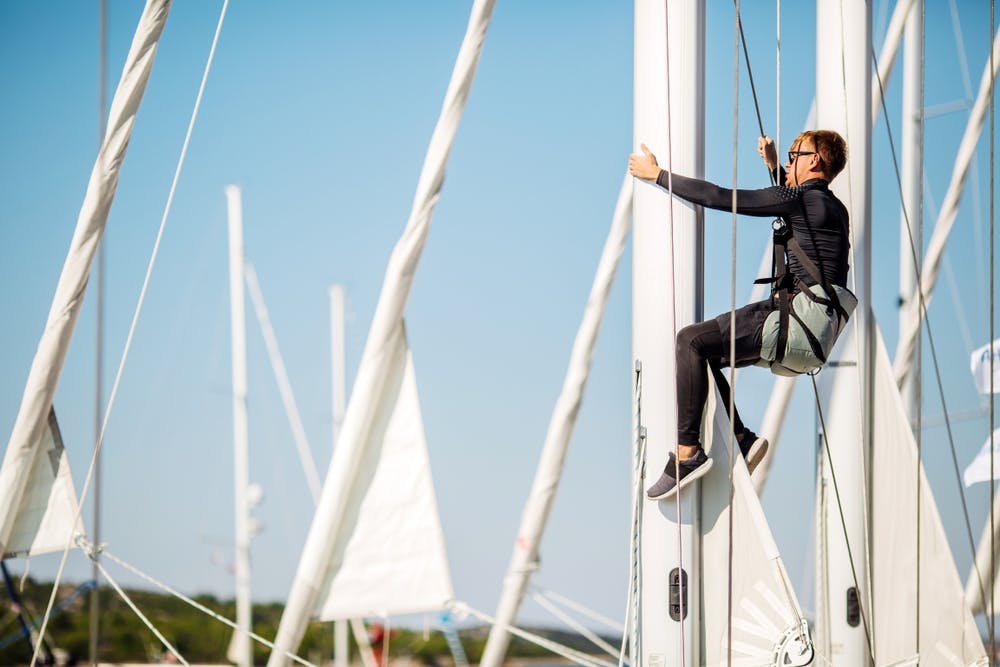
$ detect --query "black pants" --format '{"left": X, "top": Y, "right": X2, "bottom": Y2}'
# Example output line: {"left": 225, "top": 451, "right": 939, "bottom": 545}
{"left": 675, "top": 298, "right": 774, "bottom": 445}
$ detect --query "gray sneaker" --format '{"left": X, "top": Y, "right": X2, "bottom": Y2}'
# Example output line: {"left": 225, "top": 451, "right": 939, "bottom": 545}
{"left": 646, "top": 449, "right": 713, "bottom": 500}
{"left": 738, "top": 431, "right": 769, "bottom": 475}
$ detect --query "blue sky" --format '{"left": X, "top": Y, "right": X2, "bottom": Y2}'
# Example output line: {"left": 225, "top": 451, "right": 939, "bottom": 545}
{"left": 1, "top": 0, "right": 998, "bottom": 639}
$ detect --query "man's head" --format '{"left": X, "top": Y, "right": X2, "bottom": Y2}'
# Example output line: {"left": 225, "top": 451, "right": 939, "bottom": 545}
{"left": 784, "top": 130, "right": 847, "bottom": 186}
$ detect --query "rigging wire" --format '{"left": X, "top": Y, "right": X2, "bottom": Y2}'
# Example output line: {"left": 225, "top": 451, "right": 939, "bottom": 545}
{"left": 726, "top": 3, "right": 741, "bottom": 666}
{"left": 989, "top": 0, "right": 996, "bottom": 655}
{"left": 661, "top": 3, "right": 687, "bottom": 664}
{"left": 26, "top": 5, "right": 231, "bottom": 667}
{"left": 810, "top": 375, "right": 877, "bottom": 663}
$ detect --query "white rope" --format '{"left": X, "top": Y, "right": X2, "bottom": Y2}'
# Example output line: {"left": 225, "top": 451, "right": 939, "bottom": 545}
{"left": 528, "top": 591, "right": 619, "bottom": 659}
{"left": 531, "top": 587, "right": 623, "bottom": 633}
{"left": 660, "top": 6, "right": 687, "bottom": 664}
{"left": 90, "top": 557, "right": 189, "bottom": 666}
{"left": 623, "top": 362, "right": 645, "bottom": 667}
{"left": 94, "top": 546, "right": 318, "bottom": 667}
{"left": 456, "top": 604, "right": 614, "bottom": 667}
{"left": 27, "top": 5, "right": 229, "bottom": 667}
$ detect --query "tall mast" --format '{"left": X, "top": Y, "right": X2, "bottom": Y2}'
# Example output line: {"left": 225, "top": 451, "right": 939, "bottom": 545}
{"left": 898, "top": 0, "right": 923, "bottom": 420}
{"left": 814, "top": 1, "right": 873, "bottom": 664}
{"left": 227, "top": 185, "right": 253, "bottom": 667}
{"left": 633, "top": 1, "right": 704, "bottom": 665}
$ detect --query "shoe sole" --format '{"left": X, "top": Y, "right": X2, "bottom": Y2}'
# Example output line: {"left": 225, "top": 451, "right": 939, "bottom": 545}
{"left": 745, "top": 438, "right": 769, "bottom": 475}
{"left": 648, "top": 458, "right": 714, "bottom": 501}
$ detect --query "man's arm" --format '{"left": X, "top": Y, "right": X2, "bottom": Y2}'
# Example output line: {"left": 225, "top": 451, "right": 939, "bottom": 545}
{"left": 630, "top": 142, "right": 798, "bottom": 217}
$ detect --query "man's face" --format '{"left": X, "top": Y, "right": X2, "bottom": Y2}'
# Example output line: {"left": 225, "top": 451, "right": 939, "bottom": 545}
{"left": 784, "top": 140, "right": 816, "bottom": 186}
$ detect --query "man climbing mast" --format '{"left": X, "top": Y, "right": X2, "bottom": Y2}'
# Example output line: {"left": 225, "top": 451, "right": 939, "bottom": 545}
{"left": 628, "top": 131, "right": 851, "bottom": 500}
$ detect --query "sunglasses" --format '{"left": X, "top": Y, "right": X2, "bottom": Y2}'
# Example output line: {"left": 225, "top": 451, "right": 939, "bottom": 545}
{"left": 788, "top": 150, "right": 817, "bottom": 163}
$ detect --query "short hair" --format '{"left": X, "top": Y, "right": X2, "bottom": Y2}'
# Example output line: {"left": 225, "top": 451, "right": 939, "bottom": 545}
{"left": 793, "top": 130, "right": 847, "bottom": 180}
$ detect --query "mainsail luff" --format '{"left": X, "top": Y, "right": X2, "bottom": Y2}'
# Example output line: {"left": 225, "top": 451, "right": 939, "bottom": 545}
{"left": 265, "top": 2, "right": 495, "bottom": 664}
{"left": 0, "top": 0, "right": 171, "bottom": 554}
{"left": 478, "top": 175, "right": 633, "bottom": 667}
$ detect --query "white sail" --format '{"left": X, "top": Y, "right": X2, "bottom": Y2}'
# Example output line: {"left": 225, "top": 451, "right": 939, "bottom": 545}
{"left": 966, "top": 491, "right": 1000, "bottom": 617}
{"left": 870, "top": 324, "right": 987, "bottom": 666}
{"left": 0, "top": 0, "right": 171, "bottom": 555}
{"left": 699, "top": 388, "right": 812, "bottom": 666}
{"left": 1, "top": 409, "right": 84, "bottom": 559}
{"left": 266, "top": 2, "right": 495, "bottom": 661}
{"left": 319, "top": 333, "right": 453, "bottom": 620}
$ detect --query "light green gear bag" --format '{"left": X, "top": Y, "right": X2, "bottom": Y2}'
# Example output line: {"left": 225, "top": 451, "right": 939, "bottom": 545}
{"left": 757, "top": 284, "right": 857, "bottom": 377}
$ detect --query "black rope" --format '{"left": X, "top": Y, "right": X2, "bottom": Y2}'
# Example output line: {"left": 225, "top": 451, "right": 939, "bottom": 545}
{"left": 733, "top": 2, "right": 777, "bottom": 186}
{"left": 988, "top": 0, "right": 996, "bottom": 656}
{"left": 868, "top": 44, "right": 992, "bottom": 617}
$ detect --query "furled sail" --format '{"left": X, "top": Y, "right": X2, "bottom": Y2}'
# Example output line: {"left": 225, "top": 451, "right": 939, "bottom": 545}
{"left": 478, "top": 175, "right": 633, "bottom": 667}
{"left": 319, "top": 332, "right": 453, "bottom": 620}
{"left": 0, "top": 0, "right": 171, "bottom": 556}
{"left": 966, "top": 490, "right": 1000, "bottom": 617}
{"left": 1, "top": 409, "right": 84, "bottom": 559}
{"left": 699, "top": 387, "right": 812, "bottom": 666}
{"left": 870, "top": 324, "right": 987, "bottom": 666}
{"left": 266, "top": 3, "right": 495, "bottom": 661}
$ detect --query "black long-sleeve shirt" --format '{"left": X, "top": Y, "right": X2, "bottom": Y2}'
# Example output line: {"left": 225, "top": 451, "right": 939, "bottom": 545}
{"left": 655, "top": 169, "right": 851, "bottom": 288}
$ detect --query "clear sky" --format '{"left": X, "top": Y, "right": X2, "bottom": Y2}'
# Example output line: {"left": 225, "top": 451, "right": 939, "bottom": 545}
{"left": 1, "top": 0, "right": 999, "bottom": 639}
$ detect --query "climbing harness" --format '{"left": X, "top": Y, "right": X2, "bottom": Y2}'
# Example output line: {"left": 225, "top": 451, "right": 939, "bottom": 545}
{"left": 754, "top": 219, "right": 857, "bottom": 376}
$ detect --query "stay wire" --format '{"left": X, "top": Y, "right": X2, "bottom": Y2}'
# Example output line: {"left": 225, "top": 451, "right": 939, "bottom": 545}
{"left": 810, "top": 375, "right": 877, "bottom": 664}
{"left": 726, "top": 3, "right": 740, "bottom": 667}
{"left": 989, "top": 0, "right": 996, "bottom": 654}
{"left": 662, "top": 3, "right": 686, "bottom": 663}
{"left": 870, "top": 35, "right": 990, "bottom": 614}
{"left": 27, "top": 5, "right": 230, "bottom": 667}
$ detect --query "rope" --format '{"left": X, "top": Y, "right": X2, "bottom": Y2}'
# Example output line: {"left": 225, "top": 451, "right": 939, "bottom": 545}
{"left": 733, "top": 1, "right": 776, "bottom": 186}
{"left": 726, "top": 3, "right": 741, "bottom": 666}
{"left": 915, "top": 1, "right": 925, "bottom": 655}
{"left": 661, "top": 4, "right": 686, "bottom": 664}
{"left": 624, "top": 361, "right": 646, "bottom": 667}
{"left": 989, "top": 0, "right": 996, "bottom": 654}
{"left": 532, "top": 587, "right": 623, "bottom": 632}
{"left": 93, "top": 546, "right": 318, "bottom": 667}
{"left": 90, "top": 557, "right": 189, "bottom": 666}
{"left": 27, "top": 6, "right": 230, "bottom": 667}
{"left": 529, "top": 592, "right": 619, "bottom": 659}
{"left": 457, "top": 604, "right": 615, "bottom": 667}
{"left": 810, "top": 375, "right": 876, "bottom": 664}
{"left": 870, "top": 27, "right": 990, "bottom": 619}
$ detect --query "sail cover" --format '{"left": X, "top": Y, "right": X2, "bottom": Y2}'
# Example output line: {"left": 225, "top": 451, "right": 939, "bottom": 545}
{"left": 699, "top": 387, "right": 812, "bottom": 666}
{"left": 318, "top": 329, "right": 453, "bottom": 619}
{"left": 871, "top": 324, "right": 987, "bottom": 665}
{"left": 2, "top": 409, "right": 84, "bottom": 559}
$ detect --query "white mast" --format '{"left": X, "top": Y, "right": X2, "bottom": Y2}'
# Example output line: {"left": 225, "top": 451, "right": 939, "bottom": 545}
{"left": 226, "top": 185, "right": 253, "bottom": 667}
{"left": 814, "top": 2, "right": 873, "bottom": 665}
{"left": 329, "top": 284, "right": 349, "bottom": 667}
{"left": 633, "top": 1, "right": 704, "bottom": 665}
{"left": 478, "top": 176, "right": 632, "bottom": 667}
{"left": 897, "top": 0, "right": 923, "bottom": 420}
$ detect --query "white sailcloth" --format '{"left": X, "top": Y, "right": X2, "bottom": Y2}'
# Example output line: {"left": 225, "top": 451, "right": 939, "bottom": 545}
{"left": 319, "top": 335, "right": 453, "bottom": 620}
{"left": 2, "top": 409, "right": 84, "bottom": 559}
{"left": 966, "top": 490, "right": 1000, "bottom": 617}
{"left": 0, "top": 0, "right": 171, "bottom": 556}
{"left": 871, "top": 324, "right": 987, "bottom": 666}
{"left": 699, "top": 387, "right": 812, "bottom": 667}
{"left": 970, "top": 339, "right": 1000, "bottom": 395}
{"left": 266, "top": 4, "right": 494, "bottom": 661}
{"left": 962, "top": 427, "right": 1000, "bottom": 488}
